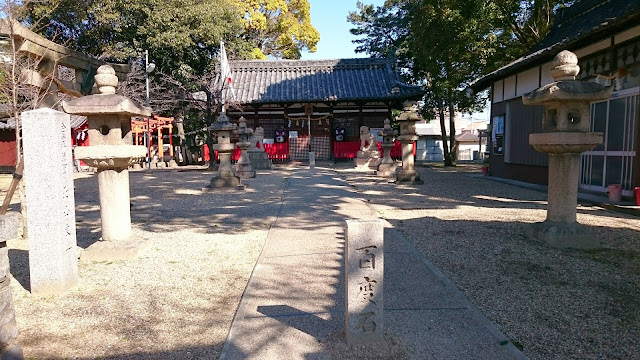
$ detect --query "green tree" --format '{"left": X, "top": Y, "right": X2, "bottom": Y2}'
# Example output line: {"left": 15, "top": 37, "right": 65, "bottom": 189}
{"left": 240, "top": 0, "right": 320, "bottom": 59}
{"left": 349, "top": 0, "right": 571, "bottom": 166}
{"left": 21, "top": 0, "right": 250, "bottom": 75}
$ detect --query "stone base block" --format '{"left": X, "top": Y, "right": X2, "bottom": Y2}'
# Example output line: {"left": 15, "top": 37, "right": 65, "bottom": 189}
{"left": 376, "top": 163, "right": 397, "bottom": 177}
{"left": 396, "top": 170, "right": 423, "bottom": 184}
{"left": 355, "top": 157, "right": 382, "bottom": 170}
{"left": 234, "top": 164, "right": 256, "bottom": 179}
{"left": 204, "top": 175, "right": 243, "bottom": 190}
{"left": 168, "top": 160, "right": 178, "bottom": 168}
{"left": 249, "top": 157, "right": 272, "bottom": 170}
{"left": 0, "top": 286, "right": 20, "bottom": 352}
{"left": 527, "top": 221, "right": 600, "bottom": 249}
{"left": 80, "top": 238, "right": 153, "bottom": 262}
{"left": 357, "top": 150, "right": 380, "bottom": 158}
{"left": 132, "top": 163, "right": 142, "bottom": 170}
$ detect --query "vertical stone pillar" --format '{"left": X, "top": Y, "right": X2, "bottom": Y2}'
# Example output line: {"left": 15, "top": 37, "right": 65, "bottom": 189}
{"left": 345, "top": 219, "right": 384, "bottom": 345}
{"left": 396, "top": 102, "right": 423, "bottom": 184}
{"left": 22, "top": 108, "right": 78, "bottom": 295}
{"left": 547, "top": 153, "right": 580, "bottom": 223}
{"left": 0, "top": 212, "right": 24, "bottom": 359}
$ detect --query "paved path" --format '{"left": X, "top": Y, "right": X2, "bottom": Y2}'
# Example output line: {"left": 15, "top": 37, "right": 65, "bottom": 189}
{"left": 220, "top": 167, "right": 527, "bottom": 360}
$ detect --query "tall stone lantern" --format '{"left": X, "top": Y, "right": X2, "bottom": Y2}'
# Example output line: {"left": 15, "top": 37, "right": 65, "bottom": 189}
{"left": 523, "top": 50, "right": 612, "bottom": 249}
{"left": 396, "top": 101, "right": 423, "bottom": 184}
{"left": 377, "top": 119, "right": 397, "bottom": 177}
{"left": 63, "top": 65, "right": 151, "bottom": 261}
{"left": 206, "top": 112, "right": 241, "bottom": 188}
{"left": 233, "top": 117, "right": 256, "bottom": 179}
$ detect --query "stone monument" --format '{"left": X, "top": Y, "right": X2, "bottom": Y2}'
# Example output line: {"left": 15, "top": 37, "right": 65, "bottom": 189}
{"left": 354, "top": 126, "right": 381, "bottom": 170}
{"left": 377, "top": 119, "right": 398, "bottom": 177}
{"left": 248, "top": 127, "right": 272, "bottom": 170}
{"left": 345, "top": 220, "right": 384, "bottom": 345}
{"left": 233, "top": 117, "right": 256, "bottom": 179}
{"left": 21, "top": 108, "right": 79, "bottom": 294}
{"left": 396, "top": 102, "right": 423, "bottom": 184}
{"left": 205, "top": 112, "right": 241, "bottom": 189}
{"left": 0, "top": 212, "right": 24, "bottom": 359}
{"left": 63, "top": 65, "right": 151, "bottom": 261}
{"left": 523, "top": 50, "right": 612, "bottom": 249}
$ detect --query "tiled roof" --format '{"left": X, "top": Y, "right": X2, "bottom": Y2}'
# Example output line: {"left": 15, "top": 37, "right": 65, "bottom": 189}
{"left": 470, "top": 0, "right": 640, "bottom": 92}
{"left": 456, "top": 132, "right": 482, "bottom": 142}
{"left": 0, "top": 114, "right": 86, "bottom": 130}
{"left": 219, "top": 58, "right": 424, "bottom": 104}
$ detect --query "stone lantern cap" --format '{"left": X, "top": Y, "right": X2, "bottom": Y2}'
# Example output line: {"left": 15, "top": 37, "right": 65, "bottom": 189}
{"left": 62, "top": 65, "right": 151, "bottom": 117}
{"left": 380, "top": 118, "right": 396, "bottom": 137}
{"left": 209, "top": 112, "right": 237, "bottom": 132}
{"left": 522, "top": 50, "right": 612, "bottom": 105}
{"left": 234, "top": 117, "right": 253, "bottom": 136}
{"left": 397, "top": 101, "right": 423, "bottom": 122}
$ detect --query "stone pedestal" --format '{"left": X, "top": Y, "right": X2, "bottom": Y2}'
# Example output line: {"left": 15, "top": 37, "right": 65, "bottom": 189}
{"left": 248, "top": 127, "right": 272, "bottom": 170}
{"left": 22, "top": 108, "right": 79, "bottom": 294}
{"left": 205, "top": 113, "right": 241, "bottom": 189}
{"left": 377, "top": 119, "right": 397, "bottom": 177}
{"left": 0, "top": 212, "right": 24, "bottom": 359}
{"left": 234, "top": 117, "right": 256, "bottom": 179}
{"left": 354, "top": 126, "right": 381, "bottom": 170}
{"left": 345, "top": 220, "right": 384, "bottom": 346}
{"left": 396, "top": 103, "right": 423, "bottom": 184}
{"left": 63, "top": 65, "right": 152, "bottom": 261}
{"left": 522, "top": 50, "right": 612, "bottom": 249}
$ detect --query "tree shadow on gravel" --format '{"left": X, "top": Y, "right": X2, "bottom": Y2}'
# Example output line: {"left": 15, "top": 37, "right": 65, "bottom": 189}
{"left": 387, "top": 214, "right": 640, "bottom": 360}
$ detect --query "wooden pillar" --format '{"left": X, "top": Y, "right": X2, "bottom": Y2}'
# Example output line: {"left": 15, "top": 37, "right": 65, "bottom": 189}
{"left": 157, "top": 126, "right": 163, "bottom": 161}
{"left": 168, "top": 125, "right": 174, "bottom": 157}
{"left": 134, "top": 131, "right": 138, "bottom": 145}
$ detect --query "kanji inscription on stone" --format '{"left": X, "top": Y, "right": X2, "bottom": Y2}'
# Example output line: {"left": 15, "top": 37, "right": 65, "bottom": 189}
{"left": 345, "top": 219, "right": 384, "bottom": 345}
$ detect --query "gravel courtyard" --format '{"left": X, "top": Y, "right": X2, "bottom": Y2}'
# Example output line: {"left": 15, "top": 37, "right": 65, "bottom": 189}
{"left": 3, "top": 163, "right": 639, "bottom": 359}
{"left": 342, "top": 164, "right": 640, "bottom": 360}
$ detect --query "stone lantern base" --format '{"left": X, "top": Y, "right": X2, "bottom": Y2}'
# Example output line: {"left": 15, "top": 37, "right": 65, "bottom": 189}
{"left": 396, "top": 169, "right": 423, "bottom": 184}
{"left": 248, "top": 151, "right": 272, "bottom": 170}
{"left": 206, "top": 175, "right": 243, "bottom": 189}
{"left": 81, "top": 237, "right": 154, "bottom": 262}
{"left": 527, "top": 221, "right": 599, "bottom": 250}
{"left": 376, "top": 162, "right": 397, "bottom": 177}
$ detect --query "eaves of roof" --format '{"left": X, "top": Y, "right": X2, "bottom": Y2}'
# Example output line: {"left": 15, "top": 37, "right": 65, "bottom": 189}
{"left": 469, "top": 0, "right": 640, "bottom": 93}
{"left": 217, "top": 58, "right": 425, "bottom": 105}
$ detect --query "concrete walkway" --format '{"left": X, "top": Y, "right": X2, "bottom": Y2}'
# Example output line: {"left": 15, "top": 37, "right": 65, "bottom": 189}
{"left": 220, "top": 167, "right": 527, "bottom": 360}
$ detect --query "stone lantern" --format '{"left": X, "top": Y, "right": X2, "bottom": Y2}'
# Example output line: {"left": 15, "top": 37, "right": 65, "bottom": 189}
{"left": 63, "top": 65, "right": 151, "bottom": 261}
{"left": 234, "top": 117, "right": 256, "bottom": 179}
{"left": 206, "top": 112, "right": 241, "bottom": 188}
{"left": 248, "top": 126, "right": 272, "bottom": 170}
{"left": 396, "top": 101, "right": 423, "bottom": 184}
{"left": 377, "top": 118, "right": 397, "bottom": 177}
{"left": 523, "top": 50, "right": 612, "bottom": 249}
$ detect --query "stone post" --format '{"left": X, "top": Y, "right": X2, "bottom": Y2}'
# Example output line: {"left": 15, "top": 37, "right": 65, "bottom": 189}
{"left": 0, "top": 212, "right": 24, "bottom": 359}
{"left": 523, "top": 50, "right": 613, "bottom": 249}
{"left": 22, "top": 108, "right": 79, "bottom": 294}
{"left": 396, "top": 102, "right": 423, "bottom": 184}
{"left": 233, "top": 117, "right": 256, "bottom": 179}
{"left": 205, "top": 112, "right": 241, "bottom": 189}
{"left": 345, "top": 219, "right": 384, "bottom": 345}
{"left": 377, "top": 119, "right": 397, "bottom": 177}
{"left": 63, "top": 65, "right": 151, "bottom": 261}
{"left": 248, "top": 127, "right": 272, "bottom": 170}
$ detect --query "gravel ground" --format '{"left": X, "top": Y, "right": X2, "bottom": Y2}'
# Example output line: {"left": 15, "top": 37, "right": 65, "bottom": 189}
{"left": 342, "top": 163, "right": 640, "bottom": 360}
{"left": 5, "top": 167, "right": 289, "bottom": 359}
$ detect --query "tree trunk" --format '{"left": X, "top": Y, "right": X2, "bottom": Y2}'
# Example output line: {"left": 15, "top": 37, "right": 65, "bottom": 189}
{"left": 438, "top": 100, "right": 452, "bottom": 166}
{"left": 448, "top": 90, "right": 456, "bottom": 166}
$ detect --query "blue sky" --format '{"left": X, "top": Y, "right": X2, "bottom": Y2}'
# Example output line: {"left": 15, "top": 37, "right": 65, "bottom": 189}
{"left": 301, "top": 0, "right": 386, "bottom": 60}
